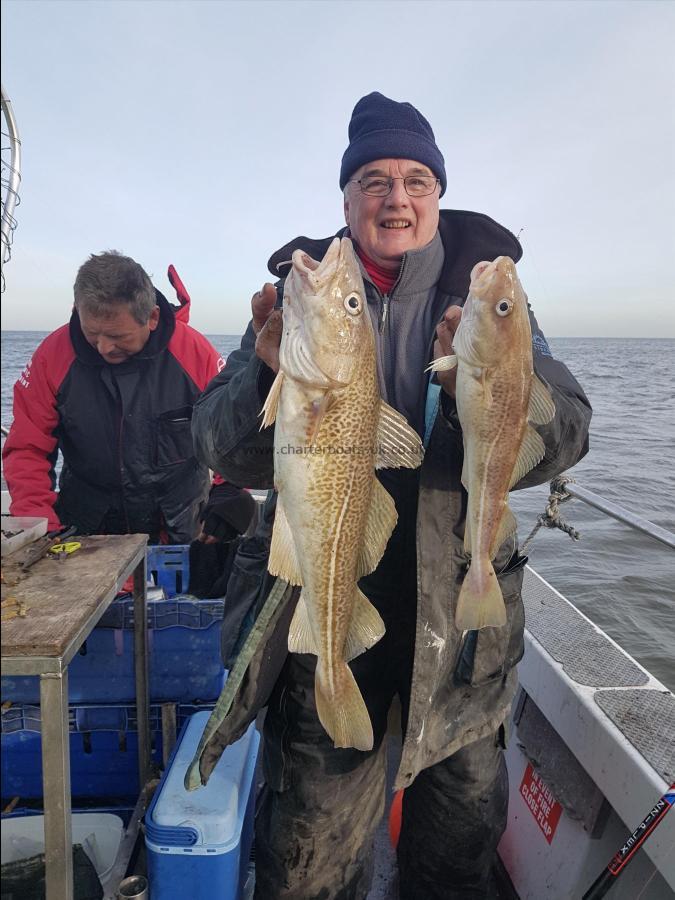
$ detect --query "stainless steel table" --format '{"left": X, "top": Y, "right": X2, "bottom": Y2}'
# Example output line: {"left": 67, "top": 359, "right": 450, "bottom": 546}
{"left": 1, "top": 534, "right": 150, "bottom": 900}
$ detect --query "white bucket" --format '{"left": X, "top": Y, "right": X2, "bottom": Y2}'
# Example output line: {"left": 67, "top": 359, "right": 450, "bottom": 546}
{"left": 0, "top": 812, "right": 124, "bottom": 886}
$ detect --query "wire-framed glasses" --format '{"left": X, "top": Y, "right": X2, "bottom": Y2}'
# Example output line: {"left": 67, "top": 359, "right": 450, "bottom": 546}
{"left": 349, "top": 174, "right": 439, "bottom": 197}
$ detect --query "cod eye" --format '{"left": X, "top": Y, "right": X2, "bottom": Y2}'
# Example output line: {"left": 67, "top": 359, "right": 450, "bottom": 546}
{"left": 496, "top": 299, "right": 513, "bottom": 317}
{"left": 344, "top": 292, "right": 362, "bottom": 315}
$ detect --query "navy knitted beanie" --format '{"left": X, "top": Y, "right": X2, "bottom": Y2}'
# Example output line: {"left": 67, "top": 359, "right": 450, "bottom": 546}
{"left": 339, "top": 92, "right": 446, "bottom": 197}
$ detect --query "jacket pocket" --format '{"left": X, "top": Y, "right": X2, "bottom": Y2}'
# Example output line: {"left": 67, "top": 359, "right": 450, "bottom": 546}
{"left": 454, "top": 554, "right": 527, "bottom": 687}
{"left": 156, "top": 406, "right": 195, "bottom": 467}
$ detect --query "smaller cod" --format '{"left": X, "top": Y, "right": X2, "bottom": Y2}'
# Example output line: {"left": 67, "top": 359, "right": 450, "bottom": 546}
{"left": 430, "top": 256, "right": 555, "bottom": 630}
{"left": 262, "top": 237, "right": 423, "bottom": 750}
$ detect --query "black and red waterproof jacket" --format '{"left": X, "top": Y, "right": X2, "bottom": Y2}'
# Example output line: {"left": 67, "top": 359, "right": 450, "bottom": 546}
{"left": 3, "top": 287, "right": 225, "bottom": 543}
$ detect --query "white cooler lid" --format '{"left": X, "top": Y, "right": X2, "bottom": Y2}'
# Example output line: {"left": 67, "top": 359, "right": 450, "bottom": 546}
{"left": 152, "top": 711, "right": 258, "bottom": 849}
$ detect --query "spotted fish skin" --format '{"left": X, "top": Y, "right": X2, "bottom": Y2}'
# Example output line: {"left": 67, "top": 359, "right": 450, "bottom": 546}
{"left": 430, "top": 256, "right": 555, "bottom": 630}
{"left": 261, "top": 237, "right": 423, "bottom": 750}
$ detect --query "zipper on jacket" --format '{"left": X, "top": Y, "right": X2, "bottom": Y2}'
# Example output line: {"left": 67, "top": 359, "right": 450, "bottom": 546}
{"left": 115, "top": 402, "right": 132, "bottom": 533}
{"left": 379, "top": 294, "right": 390, "bottom": 334}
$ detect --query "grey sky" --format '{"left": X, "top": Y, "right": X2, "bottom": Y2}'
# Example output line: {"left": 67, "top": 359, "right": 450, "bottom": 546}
{"left": 1, "top": 0, "right": 673, "bottom": 337}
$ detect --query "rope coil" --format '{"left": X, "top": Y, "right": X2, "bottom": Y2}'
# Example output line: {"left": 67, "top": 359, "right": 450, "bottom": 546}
{"left": 522, "top": 474, "right": 581, "bottom": 554}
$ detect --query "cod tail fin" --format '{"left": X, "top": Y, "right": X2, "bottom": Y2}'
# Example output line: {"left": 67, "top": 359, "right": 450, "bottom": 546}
{"left": 315, "top": 662, "right": 373, "bottom": 752}
{"left": 455, "top": 559, "right": 507, "bottom": 630}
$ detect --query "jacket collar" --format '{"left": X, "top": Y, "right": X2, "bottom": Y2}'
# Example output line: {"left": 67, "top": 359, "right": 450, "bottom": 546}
{"left": 267, "top": 209, "right": 522, "bottom": 299}
{"left": 69, "top": 288, "right": 176, "bottom": 367}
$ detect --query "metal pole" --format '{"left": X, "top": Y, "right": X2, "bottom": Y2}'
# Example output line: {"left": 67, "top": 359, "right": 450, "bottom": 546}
{"left": 565, "top": 483, "right": 675, "bottom": 551}
{"left": 40, "top": 670, "right": 73, "bottom": 900}
{"left": 133, "top": 552, "right": 151, "bottom": 790}
{"left": 1, "top": 84, "right": 22, "bottom": 268}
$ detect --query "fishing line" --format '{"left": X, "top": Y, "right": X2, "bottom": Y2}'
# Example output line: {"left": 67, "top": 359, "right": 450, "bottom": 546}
{"left": 517, "top": 225, "right": 554, "bottom": 312}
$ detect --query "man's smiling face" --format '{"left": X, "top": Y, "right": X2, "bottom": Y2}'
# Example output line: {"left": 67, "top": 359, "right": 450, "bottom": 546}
{"left": 343, "top": 158, "right": 441, "bottom": 273}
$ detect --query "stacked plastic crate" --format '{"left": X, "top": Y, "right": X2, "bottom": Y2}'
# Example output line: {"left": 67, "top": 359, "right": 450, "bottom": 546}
{"left": 1, "top": 544, "right": 226, "bottom": 806}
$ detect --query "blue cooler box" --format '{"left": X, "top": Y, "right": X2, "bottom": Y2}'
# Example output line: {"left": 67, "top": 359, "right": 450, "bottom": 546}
{"left": 145, "top": 711, "right": 259, "bottom": 900}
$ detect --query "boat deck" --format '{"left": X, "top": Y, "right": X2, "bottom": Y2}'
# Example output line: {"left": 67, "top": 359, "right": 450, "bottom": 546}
{"left": 521, "top": 567, "right": 674, "bottom": 786}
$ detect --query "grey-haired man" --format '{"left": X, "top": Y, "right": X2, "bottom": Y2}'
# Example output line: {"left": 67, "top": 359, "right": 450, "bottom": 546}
{"left": 192, "top": 93, "right": 591, "bottom": 898}
{"left": 4, "top": 251, "right": 227, "bottom": 544}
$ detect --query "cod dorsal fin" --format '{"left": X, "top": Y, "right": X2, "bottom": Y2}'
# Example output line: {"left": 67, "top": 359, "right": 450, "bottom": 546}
{"left": 356, "top": 478, "right": 398, "bottom": 577}
{"left": 376, "top": 401, "right": 424, "bottom": 470}
{"left": 508, "top": 424, "right": 546, "bottom": 490}
{"left": 528, "top": 375, "right": 555, "bottom": 425}
{"left": 260, "top": 371, "right": 284, "bottom": 429}
{"left": 268, "top": 497, "right": 303, "bottom": 585}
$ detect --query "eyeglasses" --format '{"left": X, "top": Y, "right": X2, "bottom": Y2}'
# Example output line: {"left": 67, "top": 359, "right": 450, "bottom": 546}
{"left": 348, "top": 174, "right": 440, "bottom": 198}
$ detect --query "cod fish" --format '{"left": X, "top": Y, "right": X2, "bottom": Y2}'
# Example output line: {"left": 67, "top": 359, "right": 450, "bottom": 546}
{"left": 261, "top": 237, "right": 423, "bottom": 751}
{"left": 430, "top": 256, "right": 555, "bottom": 630}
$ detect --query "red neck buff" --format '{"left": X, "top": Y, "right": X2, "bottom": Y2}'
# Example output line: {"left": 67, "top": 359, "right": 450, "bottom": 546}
{"left": 354, "top": 244, "right": 398, "bottom": 295}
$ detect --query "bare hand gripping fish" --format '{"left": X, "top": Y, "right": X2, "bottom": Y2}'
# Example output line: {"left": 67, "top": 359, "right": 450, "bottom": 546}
{"left": 429, "top": 256, "right": 555, "bottom": 631}
{"left": 262, "top": 237, "right": 423, "bottom": 750}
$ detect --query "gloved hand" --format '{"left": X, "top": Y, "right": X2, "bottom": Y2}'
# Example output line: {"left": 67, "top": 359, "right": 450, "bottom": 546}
{"left": 252, "top": 282, "right": 282, "bottom": 373}
{"left": 198, "top": 483, "right": 256, "bottom": 544}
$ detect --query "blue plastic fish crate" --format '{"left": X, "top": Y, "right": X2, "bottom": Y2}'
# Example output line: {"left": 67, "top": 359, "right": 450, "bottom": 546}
{"left": 1, "top": 545, "right": 227, "bottom": 704}
{"left": 147, "top": 544, "right": 191, "bottom": 596}
{"left": 1, "top": 702, "right": 214, "bottom": 800}
{"left": 146, "top": 712, "right": 259, "bottom": 900}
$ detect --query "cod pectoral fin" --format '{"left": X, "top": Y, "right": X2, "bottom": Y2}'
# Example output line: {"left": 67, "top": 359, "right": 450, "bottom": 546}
{"left": 269, "top": 497, "right": 303, "bottom": 585}
{"left": 528, "top": 375, "right": 556, "bottom": 425}
{"left": 356, "top": 478, "right": 398, "bottom": 577}
{"left": 376, "top": 401, "right": 424, "bottom": 469}
{"left": 425, "top": 354, "right": 457, "bottom": 373}
{"left": 343, "top": 588, "right": 385, "bottom": 661}
{"left": 260, "top": 371, "right": 284, "bottom": 429}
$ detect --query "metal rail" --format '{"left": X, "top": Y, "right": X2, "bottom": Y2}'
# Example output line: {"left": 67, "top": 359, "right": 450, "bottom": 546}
{"left": 1, "top": 84, "right": 22, "bottom": 278}
{"left": 564, "top": 482, "right": 675, "bottom": 551}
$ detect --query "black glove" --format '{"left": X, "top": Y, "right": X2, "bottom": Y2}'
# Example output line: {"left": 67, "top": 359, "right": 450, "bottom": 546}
{"left": 201, "top": 483, "right": 256, "bottom": 542}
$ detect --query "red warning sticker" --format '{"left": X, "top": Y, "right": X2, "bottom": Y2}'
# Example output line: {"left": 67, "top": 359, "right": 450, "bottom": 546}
{"left": 519, "top": 763, "right": 563, "bottom": 844}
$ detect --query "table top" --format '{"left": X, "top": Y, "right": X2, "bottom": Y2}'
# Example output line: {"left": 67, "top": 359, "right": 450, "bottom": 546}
{"left": 1, "top": 533, "right": 147, "bottom": 667}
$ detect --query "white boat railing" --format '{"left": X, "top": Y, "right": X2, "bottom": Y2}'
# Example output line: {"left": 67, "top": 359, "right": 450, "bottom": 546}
{"left": 1, "top": 83, "right": 22, "bottom": 291}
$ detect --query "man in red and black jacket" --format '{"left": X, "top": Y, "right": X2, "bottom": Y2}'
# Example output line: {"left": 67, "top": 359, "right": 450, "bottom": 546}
{"left": 3, "top": 250, "right": 229, "bottom": 544}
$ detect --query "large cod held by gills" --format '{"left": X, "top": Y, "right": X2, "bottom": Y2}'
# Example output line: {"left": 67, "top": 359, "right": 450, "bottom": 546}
{"left": 261, "top": 237, "right": 423, "bottom": 751}
{"left": 429, "top": 256, "right": 555, "bottom": 631}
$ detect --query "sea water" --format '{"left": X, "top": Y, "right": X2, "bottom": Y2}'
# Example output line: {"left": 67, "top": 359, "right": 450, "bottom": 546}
{"left": 2, "top": 331, "right": 673, "bottom": 691}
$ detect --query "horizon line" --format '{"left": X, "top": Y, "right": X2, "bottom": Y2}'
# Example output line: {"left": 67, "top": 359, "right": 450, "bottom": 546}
{"left": 3, "top": 330, "right": 675, "bottom": 341}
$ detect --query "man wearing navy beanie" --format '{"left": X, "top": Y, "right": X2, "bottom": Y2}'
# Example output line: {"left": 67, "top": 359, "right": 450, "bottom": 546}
{"left": 339, "top": 91, "right": 448, "bottom": 197}
{"left": 192, "top": 93, "right": 591, "bottom": 899}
